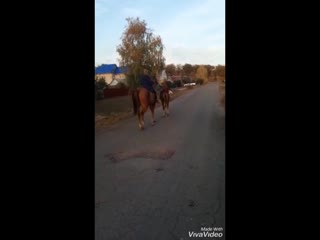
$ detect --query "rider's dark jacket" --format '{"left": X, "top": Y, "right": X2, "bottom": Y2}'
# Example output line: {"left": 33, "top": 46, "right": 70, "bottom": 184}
{"left": 139, "top": 74, "right": 156, "bottom": 94}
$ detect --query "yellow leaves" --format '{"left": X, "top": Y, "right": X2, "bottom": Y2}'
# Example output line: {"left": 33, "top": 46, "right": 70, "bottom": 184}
{"left": 116, "top": 17, "right": 165, "bottom": 78}
{"left": 195, "top": 65, "right": 209, "bottom": 82}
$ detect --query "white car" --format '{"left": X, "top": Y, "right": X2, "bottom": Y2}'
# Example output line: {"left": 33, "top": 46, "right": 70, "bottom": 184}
{"left": 184, "top": 82, "right": 196, "bottom": 87}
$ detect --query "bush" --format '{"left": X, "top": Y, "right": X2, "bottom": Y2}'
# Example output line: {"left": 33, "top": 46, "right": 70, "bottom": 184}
{"left": 96, "top": 77, "right": 107, "bottom": 90}
{"left": 95, "top": 89, "right": 104, "bottom": 100}
{"left": 182, "top": 77, "right": 192, "bottom": 84}
{"left": 166, "top": 81, "right": 176, "bottom": 89}
{"left": 175, "top": 81, "right": 182, "bottom": 88}
{"left": 196, "top": 78, "right": 204, "bottom": 85}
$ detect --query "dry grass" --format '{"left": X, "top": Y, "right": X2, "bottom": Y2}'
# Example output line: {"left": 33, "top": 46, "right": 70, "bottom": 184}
{"left": 95, "top": 110, "right": 133, "bottom": 128}
{"left": 95, "top": 95, "right": 134, "bottom": 129}
{"left": 95, "top": 95, "right": 132, "bottom": 116}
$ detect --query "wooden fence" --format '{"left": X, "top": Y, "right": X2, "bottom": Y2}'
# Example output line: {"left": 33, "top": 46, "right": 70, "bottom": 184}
{"left": 103, "top": 88, "right": 130, "bottom": 99}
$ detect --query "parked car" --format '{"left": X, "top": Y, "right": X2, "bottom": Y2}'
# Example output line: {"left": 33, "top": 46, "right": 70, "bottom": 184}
{"left": 183, "top": 82, "right": 196, "bottom": 87}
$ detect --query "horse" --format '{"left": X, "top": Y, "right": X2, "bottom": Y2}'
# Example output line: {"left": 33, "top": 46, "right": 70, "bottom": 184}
{"left": 131, "top": 81, "right": 159, "bottom": 130}
{"left": 159, "top": 81, "right": 170, "bottom": 117}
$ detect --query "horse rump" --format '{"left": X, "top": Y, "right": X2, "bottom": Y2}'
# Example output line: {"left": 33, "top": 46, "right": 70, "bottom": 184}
{"left": 160, "top": 89, "right": 169, "bottom": 103}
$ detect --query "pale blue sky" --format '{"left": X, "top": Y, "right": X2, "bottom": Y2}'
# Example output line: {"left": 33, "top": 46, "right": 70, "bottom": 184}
{"left": 95, "top": 0, "right": 225, "bottom": 67}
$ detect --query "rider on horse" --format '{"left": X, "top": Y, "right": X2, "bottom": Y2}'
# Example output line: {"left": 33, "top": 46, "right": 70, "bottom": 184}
{"left": 139, "top": 69, "right": 159, "bottom": 103}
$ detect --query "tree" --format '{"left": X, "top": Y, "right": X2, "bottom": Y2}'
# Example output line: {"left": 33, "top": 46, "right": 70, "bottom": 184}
{"left": 176, "top": 64, "right": 183, "bottom": 76}
{"left": 95, "top": 77, "right": 106, "bottom": 100}
{"left": 215, "top": 65, "right": 225, "bottom": 78}
{"left": 117, "top": 17, "right": 165, "bottom": 89}
{"left": 95, "top": 77, "right": 107, "bottom": 90}
{"left": 204, "top": 65, "right": 213, "bottom": 77}
{"left": 195, "top": 65, "right": 209, "bottom": 83}
{"left": 165, "top": 64, "right": 176, "bottom": 76}
{"left": 183, "top": 63, "right": 193, "bottom": 77}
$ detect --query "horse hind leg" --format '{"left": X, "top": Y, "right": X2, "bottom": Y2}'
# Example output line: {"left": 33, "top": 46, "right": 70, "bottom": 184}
{"left": 138, "top": 106, "right": 145, "bottom": 130}
{"left": 162, "top": 100, "right": 166, "bottom": 117}
{"left": 164, "top": 106, "right": 167, "bottom": 117}
{"left": 165, "top": 105, "right": 169, "bottom": 117}
{"left": 139, "top": 120, "right": 143, "bottom": 130}
{"left": 151, "top": 104, "right": 156, "bottom": 126}
{"left": 165, "top": 95, "right": 170, "bottom": 116}
{"left": 138, "top": 109, "right": 143, "bottom": 130}
{"left": 140, "top": 105, "right": 148, "bottom": 130}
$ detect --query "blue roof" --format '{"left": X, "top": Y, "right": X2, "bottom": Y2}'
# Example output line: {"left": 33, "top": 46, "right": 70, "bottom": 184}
{"left": 114, "top": 66, "right": 129, "bottom": 74}
{"left": 95, "top": 64, "right": 117, "bottom": 74}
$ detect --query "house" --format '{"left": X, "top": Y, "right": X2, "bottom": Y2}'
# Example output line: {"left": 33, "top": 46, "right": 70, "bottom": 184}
{"left": 95, "top": 64, "right": 117, "bottom": 85}
{"left": 114, "top": 66, "right": 128, "bottom": 84}
{"left": 95, "top": 64, "right": 129, "bottom": 86}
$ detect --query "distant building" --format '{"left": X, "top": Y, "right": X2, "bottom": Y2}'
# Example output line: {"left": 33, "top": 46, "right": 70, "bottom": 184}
{"left": 113, "top": 66, "right": 129, "bottom": 85}
{"left": 95, "top": 64, "right": 129, "bottom": 86}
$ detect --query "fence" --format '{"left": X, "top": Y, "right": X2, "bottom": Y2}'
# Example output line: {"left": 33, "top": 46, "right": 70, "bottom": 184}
{"left": 103, "top": 88, "right": 130, "bottom": 99}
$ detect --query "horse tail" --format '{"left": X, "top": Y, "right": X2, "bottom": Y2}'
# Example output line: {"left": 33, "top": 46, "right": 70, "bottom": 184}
{"left": 132, "top": 89, "right": 139, "bottom": 115}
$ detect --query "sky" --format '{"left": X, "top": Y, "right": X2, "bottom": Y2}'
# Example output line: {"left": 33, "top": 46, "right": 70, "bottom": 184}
{"left": 95, "top": 0, "right": 225, "bottom": 67}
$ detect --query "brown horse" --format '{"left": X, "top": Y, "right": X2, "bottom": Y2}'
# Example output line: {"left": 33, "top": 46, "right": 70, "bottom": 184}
{"left": 131, "top": 87, "right": 157, "bottom": 130}
{"left": 160, "top": 82, "right": 170, "bottom": 117}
